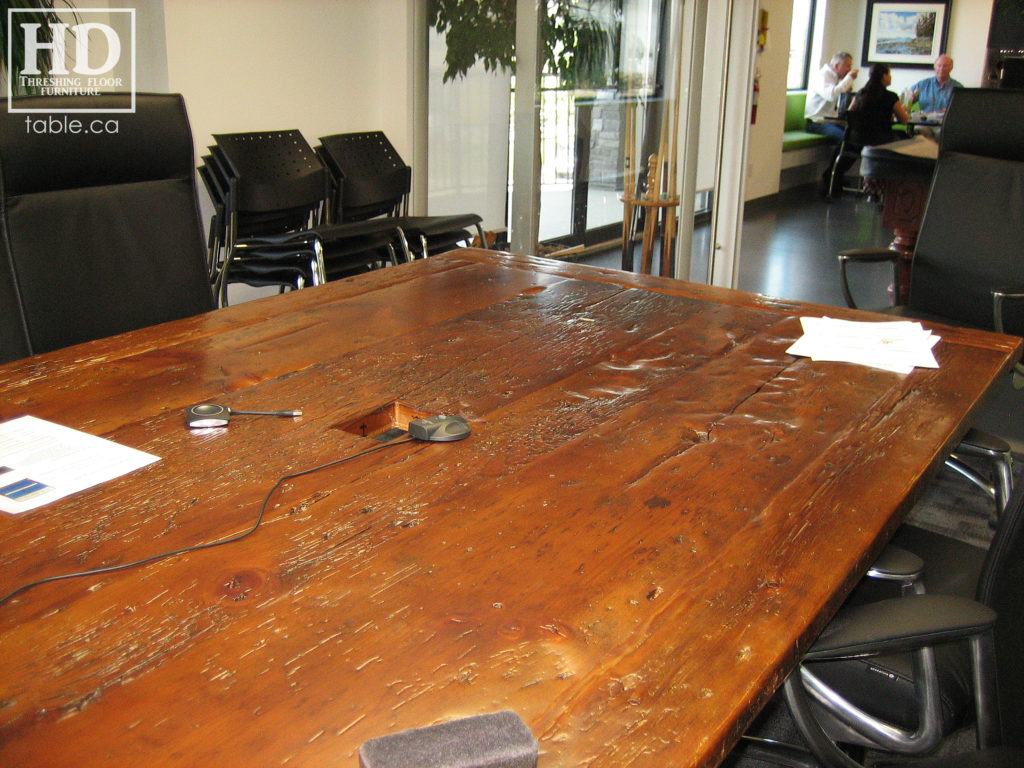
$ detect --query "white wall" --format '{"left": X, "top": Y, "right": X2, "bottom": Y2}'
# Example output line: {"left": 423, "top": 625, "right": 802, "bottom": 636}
{"left": 136, "top": 0, "right": 169, "bottom": 91}
{"left": 161, "top": 0, "right": 419, "bottom": 195}
{"left": 818, "top": 0, "right": 863, "bottom": 72}
{"left": 745, "top": 0, "right": 794, "bottom": 201}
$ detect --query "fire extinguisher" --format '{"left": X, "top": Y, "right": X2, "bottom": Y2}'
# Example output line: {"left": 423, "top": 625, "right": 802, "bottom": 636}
{"left": 751, "top": 74, "right": 760, "bottom": 125}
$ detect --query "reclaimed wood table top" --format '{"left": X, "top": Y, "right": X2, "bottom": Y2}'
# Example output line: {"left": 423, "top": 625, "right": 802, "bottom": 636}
{"left": 0, "top": 249, "right": 1019, "bottom": 767}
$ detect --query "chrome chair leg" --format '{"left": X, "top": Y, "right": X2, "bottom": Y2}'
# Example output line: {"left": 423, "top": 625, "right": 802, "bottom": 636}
{"left": 393, "top": 226, "right": 412, "bottom": 263}
{"left": 949, "top": 427, "right": 1014, "bottom": 519}
{"left": 827, "top": 141, "right": 845, "bottom": 202}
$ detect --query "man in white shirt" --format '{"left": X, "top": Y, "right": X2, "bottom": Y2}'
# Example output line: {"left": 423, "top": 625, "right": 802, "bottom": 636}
{"left": 805, "top": 51, "right": 859, "bottom": 142}
{"left": 805, "top": 51, "right": 859, "bottom": 196}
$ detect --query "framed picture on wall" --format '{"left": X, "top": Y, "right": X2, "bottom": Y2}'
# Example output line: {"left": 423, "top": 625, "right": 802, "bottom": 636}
{"left": 862, "top": 1, "right": 952, "bottom": 68}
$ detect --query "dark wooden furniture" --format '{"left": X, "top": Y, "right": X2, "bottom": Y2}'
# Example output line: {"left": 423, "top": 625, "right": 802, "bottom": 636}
{"left": 0, "top": 250, "right": 1018, "bottom": 767}
{"left": 860, "top": 138, "right": 938, "bottom": 303}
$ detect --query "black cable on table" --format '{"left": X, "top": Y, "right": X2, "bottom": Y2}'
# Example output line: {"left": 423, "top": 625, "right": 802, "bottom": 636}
{"left": 0, "top": 437, "right": 415, "bottom": 607}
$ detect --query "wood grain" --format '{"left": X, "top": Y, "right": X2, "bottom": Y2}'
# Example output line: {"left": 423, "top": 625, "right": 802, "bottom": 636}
{"left": 0, "top": 250, "right": 1018, "bottom": 767}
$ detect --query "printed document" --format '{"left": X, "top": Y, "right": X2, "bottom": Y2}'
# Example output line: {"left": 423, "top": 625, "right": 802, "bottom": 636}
{"left": 0, "top": 415, "right": 159, "bottom": 514}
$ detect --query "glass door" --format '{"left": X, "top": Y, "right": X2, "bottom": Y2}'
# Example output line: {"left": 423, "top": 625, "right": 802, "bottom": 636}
{"left": 531, "top": 0, "right": 664, "bottom": 256}
{"left": 427, "top": 0, "right": 753, "bottom": 286}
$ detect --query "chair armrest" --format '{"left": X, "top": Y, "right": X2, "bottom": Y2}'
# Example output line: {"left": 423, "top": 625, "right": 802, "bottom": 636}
{"left": 838, "top": 249, "right": 901, "bottom": 309}
{"left": 991, "top": 289, "right": 1024, "bottom": 388}
{"left": 804, "top": 594, "right": 996, "bottom": 661}
{"left": 838, "top": 248, "right": 900, "bottom": 263}
{"left": 866, "top": 545, "right": 924, "bottom": 593}
{"left": 991, "top": 287, "right": 1024, "bottom": 335}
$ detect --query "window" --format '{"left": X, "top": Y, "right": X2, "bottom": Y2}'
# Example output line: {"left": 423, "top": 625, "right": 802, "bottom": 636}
{"left": 787, "top": 0, "right": 817, "bottom": 90}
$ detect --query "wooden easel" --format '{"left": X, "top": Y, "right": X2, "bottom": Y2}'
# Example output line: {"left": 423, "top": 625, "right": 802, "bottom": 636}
{"left": 620, "top": 31, "right": 685, "bottom": 277}
{"left": 621, "top": 151, "right": 679, "bottom": 275}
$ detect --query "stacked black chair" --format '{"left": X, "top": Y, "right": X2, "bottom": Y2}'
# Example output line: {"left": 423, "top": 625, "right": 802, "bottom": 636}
{"left": 203, "top": 133, "right": 324, "bottom": 304}
{"left": 317, "top": 131, "right": 486, "bottom": 259}
{"left": 0, "top": 93, "right": 214, "bottom": 363}
{"left": 198, "top": 154, "right": 230, "bottom": 282}
{"left": 204, "top": 131, "right": 400, "bottom": 306}
{"left": 837, "top": 88, "right": 1024, "bottom": 523}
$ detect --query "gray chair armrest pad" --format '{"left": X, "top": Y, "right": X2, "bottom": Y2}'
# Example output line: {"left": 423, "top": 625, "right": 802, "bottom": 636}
{"left": 805, "top": 595, "right": 996, "bottom": 660}
{"left": 838, "top": 248, "right": 900, "bottom": 263}
{"left": 867, "top": 545, "right": 924, "bottom": 580}
{"left": 958, "top": 427, "right": 1011, "bottom": 455}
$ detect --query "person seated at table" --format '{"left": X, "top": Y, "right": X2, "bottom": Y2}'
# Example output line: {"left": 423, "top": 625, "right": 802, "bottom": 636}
{"left": 805, "top": 51, "right": 859, "bottom": 143}
{"left": 846, "top": 63, "right": 909, "bottom": 147}
{"left": 806, "top": 51, "right": 860, "bottom": 197}
{"left": 906, "top": 54, "right": 963, "bottom": 114}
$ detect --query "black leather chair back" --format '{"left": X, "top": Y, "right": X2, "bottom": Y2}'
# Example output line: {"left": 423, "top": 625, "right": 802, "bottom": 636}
{"left": 907, "top": 89, "right": 1024, "bottom": 335}
{"left": 0, "top": 93, "right": 214, "bottom": 361}
{"left": 976, "top": 480, "right": 1024, "bottom": 747}
{"left": 939, "top": 88, "right": 1024, "bottom": 162}
{"left": 0, "top": 241, "right": 30, "bottom": 363}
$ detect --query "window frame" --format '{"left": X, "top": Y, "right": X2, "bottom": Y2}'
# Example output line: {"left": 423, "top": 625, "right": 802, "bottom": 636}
{"left": 788, "top": 0, "right": 818, "bottom": 92}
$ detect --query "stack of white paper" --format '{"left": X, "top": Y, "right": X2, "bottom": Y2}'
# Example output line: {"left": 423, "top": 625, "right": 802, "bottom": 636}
{"left": 787, "top": 317, "right": 940, "bottom": 375}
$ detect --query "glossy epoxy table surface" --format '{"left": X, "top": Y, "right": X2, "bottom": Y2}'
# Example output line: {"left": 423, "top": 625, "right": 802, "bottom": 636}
{"left": 0, "top": 250, "right": 1018, "bottom": 767}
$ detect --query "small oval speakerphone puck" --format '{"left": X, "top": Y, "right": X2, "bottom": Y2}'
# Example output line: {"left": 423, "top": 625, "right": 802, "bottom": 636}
{"left": 408, "top": 414, "right": 471, "bottom": 442}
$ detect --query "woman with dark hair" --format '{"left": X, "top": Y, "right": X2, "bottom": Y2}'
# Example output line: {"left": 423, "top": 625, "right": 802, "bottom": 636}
{"left": 846, "top": 63, "right": 909, "bottom": 146}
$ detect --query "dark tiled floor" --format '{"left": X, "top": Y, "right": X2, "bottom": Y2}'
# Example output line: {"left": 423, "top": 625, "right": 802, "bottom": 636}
{"left": 581, "top": 182, "right": 896, "bottom": 306}
{"left": 736, "top": 184, "right": 896, "bottom": 307}
{"left": 580, "top": 183, "right": 1024, "bottom": 450}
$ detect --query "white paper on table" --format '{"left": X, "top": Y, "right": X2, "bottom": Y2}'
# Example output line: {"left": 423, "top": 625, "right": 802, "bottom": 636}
{"left": 0, "top": 415, "right": 159, "bottom": 515}
{"left": 882, "top": 134, "right": 939, "bottom": 159}
{"left": 787, "top": 317, "right": 940, "bottom": 374}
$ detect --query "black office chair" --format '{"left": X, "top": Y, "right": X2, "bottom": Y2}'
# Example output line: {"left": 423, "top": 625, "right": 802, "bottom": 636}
{"left": 203, "top": 148, "right": 324, "bottom": 293}
{"left": 739, "top": 465, "right": 1024, "bottom": 768}
{"left": 824, "top": 106, "right": 900, "bottom": 202}
{"left": 0, "top": 93, "right": 214, "bottom": 363}
{"left": 825, "top": 112, "right": 860, "bottom": 202}
{"left": 837, "top": 89, "right": 1024, "bottom": 521}
{"left": 317, "top": 131, "right": 486, "bottom": 259}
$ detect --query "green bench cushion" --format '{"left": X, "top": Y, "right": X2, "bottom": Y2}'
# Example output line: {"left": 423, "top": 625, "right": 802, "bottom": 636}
{"left": 786, "top": 90, "right": 808, "bottom": 131}
{"left": 784, "top": 90, "right": 830, "bottom": 151}
{"left": 783, "top": 130, "right": 830, "bottom": 151}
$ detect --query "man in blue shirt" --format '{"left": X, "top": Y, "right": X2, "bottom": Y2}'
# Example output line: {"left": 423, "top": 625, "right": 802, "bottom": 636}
{"left": 909, "top": 55, "right": 963, "bottom": 113}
